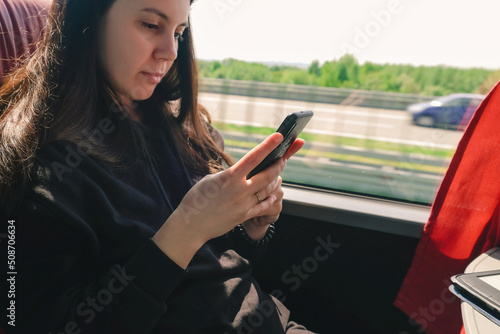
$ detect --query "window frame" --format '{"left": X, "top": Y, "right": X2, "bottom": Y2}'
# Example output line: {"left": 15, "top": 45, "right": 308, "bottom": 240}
{"left": 282, "top": 183, "right": 428, "bottom": 238}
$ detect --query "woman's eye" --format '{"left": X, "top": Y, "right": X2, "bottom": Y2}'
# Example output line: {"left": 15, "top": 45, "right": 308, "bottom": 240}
{"left": 175, "top": 32, "right": 184, "bottom": 42}
{"left": 142, "top": 22, "right": 159, "bottom": 31}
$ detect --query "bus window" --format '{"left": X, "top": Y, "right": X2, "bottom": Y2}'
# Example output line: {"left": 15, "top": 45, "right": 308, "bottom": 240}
{"left": 191, "top": 0, "right": 500, "bottom": 205}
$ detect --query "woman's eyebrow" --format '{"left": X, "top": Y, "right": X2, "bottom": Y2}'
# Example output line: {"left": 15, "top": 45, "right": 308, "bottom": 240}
{"left": 139, "top": 8, "right": 189, "bottom": 27}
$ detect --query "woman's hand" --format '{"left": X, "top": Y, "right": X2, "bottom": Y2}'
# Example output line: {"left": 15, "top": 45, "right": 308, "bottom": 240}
{"left": 241, "top": 176, "right": 283, "bottom": 240}
{"left": 153, "top": 133, "right": 304, "bottom": 268}
{"left": 242, "top": 138, "right": 304, "bottom": 240}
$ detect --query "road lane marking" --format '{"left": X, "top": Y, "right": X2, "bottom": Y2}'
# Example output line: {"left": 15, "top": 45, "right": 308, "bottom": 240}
{"left": 200, "top": 96, "right": 408, "bottom": 120}
{"left": 228, "top": 147, "right": 443, "bottom": 181}
{"left": 312, "top": 117, "right": 394, "bottom": 129}
{"left": 215, "top": 119, "right": 456, "bottom": 150}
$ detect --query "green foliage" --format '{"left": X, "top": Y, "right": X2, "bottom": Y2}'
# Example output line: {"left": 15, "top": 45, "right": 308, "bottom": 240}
{"left": 198, "top": 54, "right": 498, "bottom": 96}
{"left": 308, "top": 60, "right": 321, "bottom": 76}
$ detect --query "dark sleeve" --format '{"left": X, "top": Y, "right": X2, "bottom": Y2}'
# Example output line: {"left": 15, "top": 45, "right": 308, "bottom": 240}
{"left": 14, "top": 199, "right": 186, "bottom": 334}
{"left": 207, "top": 226, "right": 274, "bottom": 264}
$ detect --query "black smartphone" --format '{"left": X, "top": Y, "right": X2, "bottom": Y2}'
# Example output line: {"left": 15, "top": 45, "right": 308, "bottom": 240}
{"left": 247, "top": 110, "right": 313, "bottom": 179}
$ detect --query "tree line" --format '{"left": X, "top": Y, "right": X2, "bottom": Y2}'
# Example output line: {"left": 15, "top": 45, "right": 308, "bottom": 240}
{"left": 198, "top": 55, "right": 500, "bottom": 96}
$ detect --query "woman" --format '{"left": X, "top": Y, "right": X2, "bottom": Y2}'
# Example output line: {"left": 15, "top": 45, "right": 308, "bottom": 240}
{"left": 0, "top": 0, "right": 312, "bottom": 333}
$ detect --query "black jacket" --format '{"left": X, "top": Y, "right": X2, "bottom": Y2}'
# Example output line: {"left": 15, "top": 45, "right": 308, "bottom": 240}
{"left": 6, "top": 119, "right": 289, "bottom": 333}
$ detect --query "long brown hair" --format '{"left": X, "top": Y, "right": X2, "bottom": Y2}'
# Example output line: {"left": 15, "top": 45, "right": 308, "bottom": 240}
{"left": 0, "top": 0, "right": 233, "bottom": 207}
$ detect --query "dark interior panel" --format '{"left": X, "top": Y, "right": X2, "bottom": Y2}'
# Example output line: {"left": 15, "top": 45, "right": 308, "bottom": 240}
{"left": 253, "top": 213, "right": 423, "bottom": 334}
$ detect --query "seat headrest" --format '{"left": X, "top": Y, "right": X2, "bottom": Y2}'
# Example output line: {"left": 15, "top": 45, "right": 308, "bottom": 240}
{"left": 0, "top": 0, "right": 51, "bottom": 81}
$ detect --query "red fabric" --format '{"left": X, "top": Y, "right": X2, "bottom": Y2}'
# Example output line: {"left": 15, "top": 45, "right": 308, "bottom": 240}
{"left": 0, "top": 0, "right": 50, "bottom": 81}
{"left": 395, "top": 80, "right": 500, "bottom": 334}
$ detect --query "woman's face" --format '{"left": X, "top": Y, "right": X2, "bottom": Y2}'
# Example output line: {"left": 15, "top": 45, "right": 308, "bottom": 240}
{"left": 98, "top": 0, "right": 190, "bottom": 108}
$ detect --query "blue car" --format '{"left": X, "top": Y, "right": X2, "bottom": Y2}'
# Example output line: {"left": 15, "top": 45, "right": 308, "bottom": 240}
{"left": 408, "top": 93, "right": 485, "bottom": 130}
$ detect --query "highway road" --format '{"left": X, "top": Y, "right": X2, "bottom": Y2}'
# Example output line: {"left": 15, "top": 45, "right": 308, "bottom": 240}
{"left": 199, "top": 92, "right": 465, "bottom": 204}
{"left": 199, "top": 92, "right": 464, "bottom": 150}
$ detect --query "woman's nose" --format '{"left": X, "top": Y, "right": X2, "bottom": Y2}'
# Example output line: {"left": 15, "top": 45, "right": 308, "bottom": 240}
{"left": 154, "top": 34, "right": 178, "bottom": 61}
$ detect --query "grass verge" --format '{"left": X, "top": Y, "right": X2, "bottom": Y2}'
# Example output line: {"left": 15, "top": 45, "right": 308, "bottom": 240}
{"left": 213, "top": 122, "right": 455, "bottom": 158}
{"left": 224, "top": 139, "right": 447, "bottom": 174}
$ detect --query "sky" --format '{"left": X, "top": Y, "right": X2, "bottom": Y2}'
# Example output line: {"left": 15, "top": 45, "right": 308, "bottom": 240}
{"left": 190, "top": 0, "right": 500, "bottom": 70}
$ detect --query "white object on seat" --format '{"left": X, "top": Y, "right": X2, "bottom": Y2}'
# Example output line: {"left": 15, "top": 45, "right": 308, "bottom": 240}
{"left": 462, "top": 247, "right": 500, "bottom": 334}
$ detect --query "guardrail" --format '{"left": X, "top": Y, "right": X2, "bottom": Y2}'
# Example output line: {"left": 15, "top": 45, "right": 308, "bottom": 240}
{"left": 199, "top": 78, "right": 437, "bottom": 111}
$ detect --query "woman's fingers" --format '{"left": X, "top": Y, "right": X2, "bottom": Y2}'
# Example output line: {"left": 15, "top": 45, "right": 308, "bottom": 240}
{"left": 231, "top": 134, "right": 304, "bottom": 181}
{"left": 247, "top": 179, "right": 284, "bottom": 218}
{"left": 246, "top": 138, "right": 303, "bottom": 192}
{"left": 254, "top": 176, "right": 282, "bottom": 204}
{"left": 214, "top": 134, "right": 304, "bottom": 221}
{"left": 230, "top": 132, "right": 283, "bottom": 178}
{"left": 283, "top": 138, "right": 305, "bottom": 160}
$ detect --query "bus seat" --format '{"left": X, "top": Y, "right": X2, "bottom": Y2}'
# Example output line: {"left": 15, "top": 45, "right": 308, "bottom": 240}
{"left": 0, "top": 0, "right": 51, "bottom": 81}
{"left": 395, "top": 80, "right": 500, "bottom": 334}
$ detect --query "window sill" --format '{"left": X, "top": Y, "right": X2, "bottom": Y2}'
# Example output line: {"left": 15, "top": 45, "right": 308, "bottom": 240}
{"left": 282, "top": 184, "right": 429, "bottom": 238}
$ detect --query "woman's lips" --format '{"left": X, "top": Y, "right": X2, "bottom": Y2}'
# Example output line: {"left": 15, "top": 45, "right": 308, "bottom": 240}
{"left": 141, "top": 72, "right": 164, "bottom": 84}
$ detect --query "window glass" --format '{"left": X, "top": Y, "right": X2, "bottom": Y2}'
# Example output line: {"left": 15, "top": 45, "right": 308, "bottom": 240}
{"left": 445, "top": 98, "right": 471, "bottom": 107}
{"left": 191, "top": 1, "right": 500, "bottom": 205}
